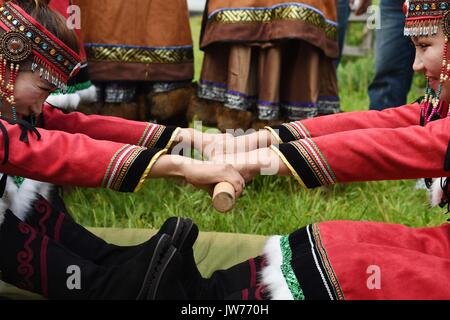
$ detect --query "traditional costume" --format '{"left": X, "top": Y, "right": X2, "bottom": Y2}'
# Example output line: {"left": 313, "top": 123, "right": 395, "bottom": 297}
{"left": 143, "top": 0, "right": 450, "bottom": 300}
{"left": 0, "top": 1, "right": 189, "bottom": 299}
{"left": 75, "top": 0, "right": 194, "bottom": 124}
{"left": 242, "top": 0, "right": 450, "bottom": 299}
{"left": 194, "top": 0, "right": 340, "bottom": 130}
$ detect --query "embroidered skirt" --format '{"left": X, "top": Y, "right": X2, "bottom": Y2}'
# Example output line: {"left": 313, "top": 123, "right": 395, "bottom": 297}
{"left": 76, "top": 0, "right": 194, "bottom": 83}
{"left": 198, "top": 0, "right": 341, "bottom": 122}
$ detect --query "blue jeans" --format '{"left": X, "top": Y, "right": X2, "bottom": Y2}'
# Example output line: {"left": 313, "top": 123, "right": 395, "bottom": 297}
{"left": 368, "top": 0, "right": 415, "bottom": 110}
{"left": 337, "top": 0, "right": 350, "bottom": 64}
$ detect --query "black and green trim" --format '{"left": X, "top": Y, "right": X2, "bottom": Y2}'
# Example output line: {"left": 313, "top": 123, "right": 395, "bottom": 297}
{"left": 286, "top": 224, "right": 343, "bottom": 300}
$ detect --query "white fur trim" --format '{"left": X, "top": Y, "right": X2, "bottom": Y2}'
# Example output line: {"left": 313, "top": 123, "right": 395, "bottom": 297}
{"left": 77, "top": 85, "right": 97, "bottom": 103}
{"left": 430, "top": 178, "right": 445, "bottom": 207}
{"left": 0, "top": 176, "right": 53, "bottom": 227}
{"left": 261, "top": 236, "right": 294, "bottom": 300}
{"left": 46, "top": 93, "right": 81, "bottom": 110}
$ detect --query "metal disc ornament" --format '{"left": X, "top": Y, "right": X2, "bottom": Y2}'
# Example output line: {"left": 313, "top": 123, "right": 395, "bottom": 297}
{"left": 443, "top": 11, "right": 450, "bottom": 39}
{"left": 0, "top": 31, "right": 32, "bottom": 62}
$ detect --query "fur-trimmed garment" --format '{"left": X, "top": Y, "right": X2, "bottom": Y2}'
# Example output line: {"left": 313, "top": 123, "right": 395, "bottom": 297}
{"left": 256, "top": 100, "right": 450, "bottom": 300}
{"left": 260, "top": 221, "right": 450, "bottom": 300}
{"left": 0, "top": 178, "right": 53, "bottom": 227}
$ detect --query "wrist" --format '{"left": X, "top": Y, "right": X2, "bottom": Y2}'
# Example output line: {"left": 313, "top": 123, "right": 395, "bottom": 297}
{"left": 149, "top": 154, "right": 192, "bottom": 179}
{"left": 248, "top": 147, "right": 284, "bottom": 176}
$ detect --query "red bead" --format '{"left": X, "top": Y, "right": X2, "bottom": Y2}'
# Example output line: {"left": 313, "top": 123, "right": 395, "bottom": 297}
{"left": 403, "top": 1, "right": 408, "bottom": 15}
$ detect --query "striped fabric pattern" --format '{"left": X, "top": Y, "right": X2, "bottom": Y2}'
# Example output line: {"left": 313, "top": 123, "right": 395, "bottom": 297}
{"left": 277, "top": 224, "right": 344, "bottom": 300}
{"left": 275, "top": 138, "right": 337, "bottom": 188}
{"left": 290, "top": 139, "right": 336, "bottom": 186}
{"left": 267, "top": 121, "right": 311, "bottom": 143}
{"left": 138, "top": 123, "right": 165, "bottom": 148}
{"left": 102, "top": 145, "right": 147, "bottom": 191}
{"left": 311, "top": 224, "right": 345, "bottom": 300}
{"left": 283, "top": 122, "right": 311, "bottom": 140}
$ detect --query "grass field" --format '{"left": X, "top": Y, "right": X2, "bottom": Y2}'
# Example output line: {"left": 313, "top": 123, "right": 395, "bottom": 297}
{"left": 65, "top": 14, "right": 449, "bottom": 235}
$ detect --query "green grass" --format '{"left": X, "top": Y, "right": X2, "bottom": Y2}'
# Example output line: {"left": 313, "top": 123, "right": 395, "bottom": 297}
{"left": 190, "top": 15, "right": 203, "bottom": 81}
{"left": 65, "top": 15, "right": 449, "bottom": 235}
{"left": 66, "top": 177, "right": 446, "bottom": 235}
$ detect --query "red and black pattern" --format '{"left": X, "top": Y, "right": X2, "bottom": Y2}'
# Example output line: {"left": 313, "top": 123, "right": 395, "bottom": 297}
{"left": 274, "top": 139, "right": 337, "bottom": 188}
{"left": 137, "top": 123, "right": 178, "bottom": 149}
{"left": 0, "top": 210, "right": 48, "bottom": 296}
{"left": 270, "top": 103, "right": 449, "bottom": 188}
{"left": 0, "top": 210, "right": 188, "bottom": 299}
{"left": 102, "top": 146, "right": 165, "bottom": 192}
{"left": 268, "top": 122, "right": 311, "bottom": 143}
{"left": 16, "top": 220, "right": 37, "bottom": 292}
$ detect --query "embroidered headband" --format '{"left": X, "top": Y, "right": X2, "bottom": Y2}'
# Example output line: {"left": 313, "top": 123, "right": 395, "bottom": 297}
{"left": 0, "top": 1, "right": 81, "bottom": 91}
{"left": 404, "top": 0, "right": 450, "bottom": 37}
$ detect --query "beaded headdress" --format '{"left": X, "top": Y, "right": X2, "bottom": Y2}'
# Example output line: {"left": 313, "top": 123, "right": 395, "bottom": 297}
{"left": 0, "top": 1, "right": 81, "bottom": 118}
{"left": 404, "top": 1, "right": 450, "bottom": 124}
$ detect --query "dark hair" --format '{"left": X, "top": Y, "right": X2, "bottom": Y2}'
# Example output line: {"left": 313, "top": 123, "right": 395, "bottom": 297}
{"left": 9, "top": 0, "right": 80, "bottom": 54}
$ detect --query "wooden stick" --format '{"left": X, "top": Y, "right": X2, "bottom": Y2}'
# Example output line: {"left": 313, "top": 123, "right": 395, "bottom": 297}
{"left": 212, "top": 182, "right": 236, "bottom": 213}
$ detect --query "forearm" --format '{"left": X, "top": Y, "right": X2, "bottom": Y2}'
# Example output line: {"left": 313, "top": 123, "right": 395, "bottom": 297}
{"left": 147, "top": 154, "right": 197, "bottom": 179}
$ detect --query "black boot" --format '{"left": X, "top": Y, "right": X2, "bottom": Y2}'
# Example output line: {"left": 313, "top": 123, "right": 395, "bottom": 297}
{"left": 225, "top": 285, "right": 270, "bottom": 300}
{"left": 26, "top": 196, "right": 197, "bottom": 266}
{"left": 0, "top": 210, "right": 186, "bottom": 299}
{"left": 187, "top": 255, "right": 267, "bottom": 300}
{"left": 173, "top": 222, "right": 268, "bottom": 300}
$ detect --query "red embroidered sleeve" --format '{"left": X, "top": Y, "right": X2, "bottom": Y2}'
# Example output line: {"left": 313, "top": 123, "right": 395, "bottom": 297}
{"left": 42, "top": 104, "right": 180, "bottom": 149}
{"left": 266, "top": 103, "right": 421, "bottom": 143}
{"left": 0, "top": 119, "right": 165, "bottom": 192}
{"left": 272, "top": 116, "right": 450, "bottom": 188}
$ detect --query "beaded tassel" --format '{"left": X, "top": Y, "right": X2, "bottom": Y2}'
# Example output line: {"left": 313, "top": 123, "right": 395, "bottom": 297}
{"left": 32, "top": 56, "right": 67, "bottom": 93}
{"left": 0, "top": 54, "right": 20, "bottom": 120}
{"left": 421, "top": 36, "right": 450, "bottom": 125}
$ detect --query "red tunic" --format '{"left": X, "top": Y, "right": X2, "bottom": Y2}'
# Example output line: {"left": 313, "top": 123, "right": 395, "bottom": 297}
{"left": 0, "top": 104, "right": 179, "bottom": 192}
{"left": 267, "top": 102, "right": 449, "bottom": 187}
{"left": 261, "top": 103, "right": 450, "bottom": 300}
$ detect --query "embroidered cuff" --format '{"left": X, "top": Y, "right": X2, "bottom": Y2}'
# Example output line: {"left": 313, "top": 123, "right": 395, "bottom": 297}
{"left": 287, "top": 224, "right": 344, "bottom": 300}
{"left": 102, "top": 146, "right": 166, "bottom": 192}
{"left": 138, "top": 124, "right": 180, "bottom": 149}
{"left": 261, "top": 225, "right": 345, "bottom": 300}
{"left": 271, "top": 139, "right": 337, "bottom": 188}
{"left": 268, "top": 122, "right": 311, "bottom": 142}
